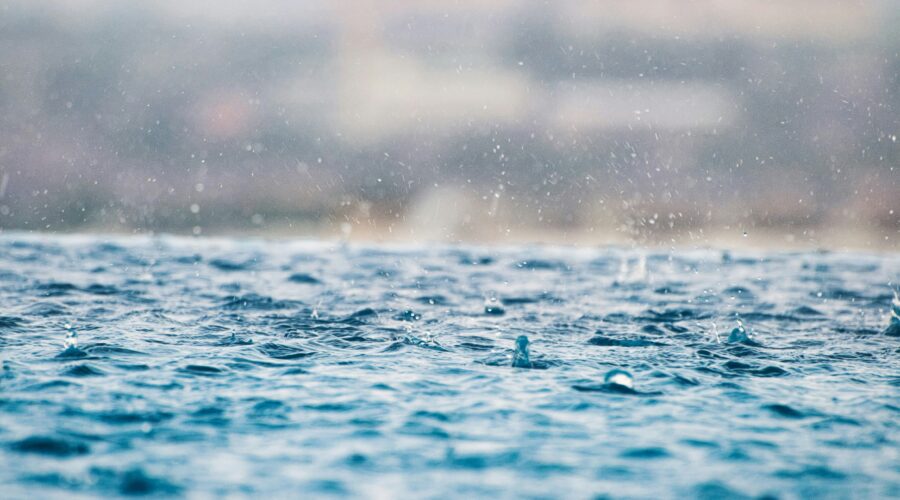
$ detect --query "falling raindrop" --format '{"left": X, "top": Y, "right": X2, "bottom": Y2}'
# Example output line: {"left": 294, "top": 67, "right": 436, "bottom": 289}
{"left": 484, "top": 291, "right": 505, "bottom": 315}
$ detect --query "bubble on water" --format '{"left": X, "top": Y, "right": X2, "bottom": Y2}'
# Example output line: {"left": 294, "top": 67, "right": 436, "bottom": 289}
{"left": 604, "top": 369, "right": 634, "bottom": 389}
{"left": 511, "top": 335, "right": 531, "bottom": 368}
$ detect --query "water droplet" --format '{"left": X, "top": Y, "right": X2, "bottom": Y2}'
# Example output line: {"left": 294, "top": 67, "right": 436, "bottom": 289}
{"left": 484, "top": 292, "right": 505, "bottom": 315}
{"left": 64, "top": 324, "right": 78, "bottom": 349}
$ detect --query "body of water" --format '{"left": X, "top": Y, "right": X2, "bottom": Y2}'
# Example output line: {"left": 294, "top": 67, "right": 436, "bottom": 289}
{"left": 1, "top": 235, "right": 898, "bottom": 498}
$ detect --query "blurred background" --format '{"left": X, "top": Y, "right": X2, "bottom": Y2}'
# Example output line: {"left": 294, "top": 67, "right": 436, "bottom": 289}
{"left": 0, "top": 0, "right": 897, "bottom": 248}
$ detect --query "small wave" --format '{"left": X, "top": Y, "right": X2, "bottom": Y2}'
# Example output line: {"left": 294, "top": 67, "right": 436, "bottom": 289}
{"left": 209, "top": 257, "right": 257, "bottom": 271}
{"left": 763, "top": 403, "right": 814, "bottom": 419}
{"left": 642, "top": 308, "right": 711, "bottom": 322}
{"left": 25, "top": 380, "right": 81, "bottom": 391}
{"left": 24, "top": 301, "right": 69, "bottom": 316}
{"left": 287, "top": 273, "right": 321, "bottom": 284}
{"left": 514, "top": 259, "right": 570, "bottom": 271}
{"left": 91, "top": 467, "right": 182, "bottom": 496}
{"left": 384, "top": 334, "right": 447, "bottom": 352}
{"left": 35, "top": 282, "right": 78, "bottom": 297}
{"left": 572, "top": 383, "right": 642, "bottom": 395}
{"left": 0, "top": 315, "right": 26, "bottom": 329}
{"left": 83, "top": 283, "right": 120, "bottom": 295}
{"left": 457, "top": 338, "right": 495, "bottom": 351}
{"left": 95, "top": 410, "right": 174, "bottom": 425}
{"left": 256, "top": 342, "right": 315, "bottom": 360}
{"left": 180, "top": 364, "right": 224, "bottom": 376}
{"left": 216, "top": 334, "right": 254, "bottom": 346}
{"left": 55, "top": 346, "right": 89, "bottom": 359}
{"left": 620, "top": 447, "right": 671, "bottom": 460}
{"left": 792, "top": 305, "right": 824, "bottom": 316}
{"left": 775, "top": 465, "right": 847, "bottom": 480}
{"left": 341, "top": 308, "right": 379, "bottom": 324}
{"left": 61, "top": 364, "right": 105, "bottom": 377}
{"left": 457, "top": 255, "right": 494, "bottom": 266}
{"left": 222, "top": 293, "right": 300, "bottom": 310}
{"left": 393, "top": 310, "right": 422, "bottom": 321}
{"left": 10, "top": 435, "right": 90, "bottom": 457}
{"left": 588, "top": 335, "right": 663, "bottom": 347}
{"left": 721, "top": 361, "right": 789, "bottom": 378}
{"left": 82, "top": 343, "right": 147, "bottom": 356}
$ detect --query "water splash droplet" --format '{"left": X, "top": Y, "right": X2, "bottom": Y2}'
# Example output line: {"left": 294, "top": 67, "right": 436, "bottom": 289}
{"left": 484, "top": 291, "right": 505, "bottom": 315}
{"left": 891, "top": 291, "right": 900, "bottom": 322}
{"left": 64, "top": 324, "right": 78, "bottom": 349}
{"left": 511, "top": 335, "right": 531, "bottom": 368}
{"left": 727, "top": 319, "right": 751, "bottom": 343}
{"left": 885, "top": 290, "right": 900, "bottom": 337}
{"left": 615, "top": 254, "right": 648, "bottom": 284}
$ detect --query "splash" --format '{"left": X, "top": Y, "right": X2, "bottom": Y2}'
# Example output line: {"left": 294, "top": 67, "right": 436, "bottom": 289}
{"left": 511, "top": 335, "right": 531, "bottom": 368}
{"left": 3, "top": 236, "right": 898, "bottom": 498}
{"left": 885, "top": 290, "right": 900, "bottom": 337}
{"left": 56, "top": 323, "right": 86, "bottom": 359}
{"left": 727, "top": 319, "right": 752, "bottom": 344}
{"left": 615, "top": 254, "right": 648, "bottom": 284}
{"left": 63, "top": 323, "right": 78, "bottom": 349}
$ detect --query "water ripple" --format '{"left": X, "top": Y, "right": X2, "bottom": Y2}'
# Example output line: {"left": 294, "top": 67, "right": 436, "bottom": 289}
{"left": 0, "top": 235, "right": 897, "bottom": 498}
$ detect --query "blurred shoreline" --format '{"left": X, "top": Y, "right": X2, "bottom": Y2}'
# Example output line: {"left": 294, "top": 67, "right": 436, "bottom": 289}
{"left": 5, "top": 223, "right": 895, "bottom": 252}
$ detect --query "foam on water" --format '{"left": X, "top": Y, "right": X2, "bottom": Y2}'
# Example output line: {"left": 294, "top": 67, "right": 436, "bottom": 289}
{"left": 0, "top": 234, "right": 898, "bottom": 498}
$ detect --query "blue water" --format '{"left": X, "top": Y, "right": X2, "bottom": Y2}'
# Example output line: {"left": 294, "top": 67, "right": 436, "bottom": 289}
{"left": 1, "top": 234, "right": 898, "bottom": 498}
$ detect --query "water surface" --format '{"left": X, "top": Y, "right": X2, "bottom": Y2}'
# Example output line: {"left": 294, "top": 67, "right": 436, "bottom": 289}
{"left": 1, "top": 235, "right": 898, "bottom": 498}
